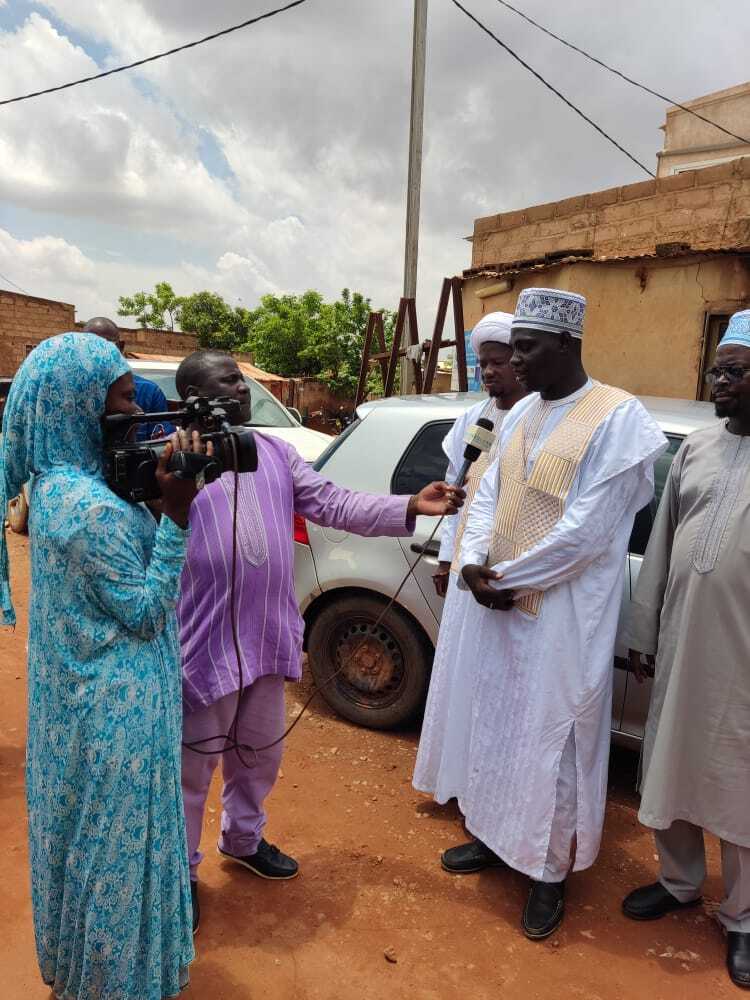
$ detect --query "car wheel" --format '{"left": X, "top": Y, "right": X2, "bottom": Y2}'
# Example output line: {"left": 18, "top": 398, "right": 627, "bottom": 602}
{"left": 307, "top": 594, "right": 432, "bottom": 730}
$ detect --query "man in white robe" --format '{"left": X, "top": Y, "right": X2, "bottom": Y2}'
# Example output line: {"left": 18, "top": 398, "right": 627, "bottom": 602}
{"left": 451, "top": 287, "right": 667, "bottom": 939}
{"left": 622, "top": 310, "right": 750, "bottom": 990}
{"left": 413, "top": 311, "right": 526, "bottom": 812}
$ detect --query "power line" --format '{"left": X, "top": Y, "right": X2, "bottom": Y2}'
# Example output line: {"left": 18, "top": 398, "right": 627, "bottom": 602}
{"left": 493, "top": 0, "right": 750, "bottom": 147}
{"left": 449, "top": 0, "right": 655, "bottom": 177}
{"left": 0, "top": 0, "right": 310, "bottom": 108}
{"left": 0, "top": 270, "right": 29, "bottom": 294}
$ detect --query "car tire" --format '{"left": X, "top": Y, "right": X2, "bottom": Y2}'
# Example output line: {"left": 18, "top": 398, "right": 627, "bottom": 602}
{"left": 307, "top": 594, "right": 432, "bottom": 730}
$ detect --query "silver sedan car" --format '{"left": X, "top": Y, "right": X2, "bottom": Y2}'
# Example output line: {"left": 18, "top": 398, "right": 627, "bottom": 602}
{"left": 294, "top": 393, "right": 717, "bottom": 743}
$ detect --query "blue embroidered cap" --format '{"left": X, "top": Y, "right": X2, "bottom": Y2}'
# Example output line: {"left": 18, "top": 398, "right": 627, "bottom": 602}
{"left": 511, "top": 287, "right": 587, "bottom": 339}
{"left": 719, "top": 309, "right": 750, "bottom": 350}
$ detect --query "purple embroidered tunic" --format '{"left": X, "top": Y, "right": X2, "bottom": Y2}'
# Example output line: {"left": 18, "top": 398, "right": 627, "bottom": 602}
{"left": 177, "top": 433, "right": 414, "bottom": 713}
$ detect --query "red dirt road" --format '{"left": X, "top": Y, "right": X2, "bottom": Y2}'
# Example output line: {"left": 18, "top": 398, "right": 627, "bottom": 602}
{"left": 0, "top": 532, "right": 738, "bottom": 999}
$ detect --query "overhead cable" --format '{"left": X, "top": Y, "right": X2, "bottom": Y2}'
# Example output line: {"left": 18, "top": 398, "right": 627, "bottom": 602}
{"left": 0, "top": 0, "right": 310, "bottom": 108}
{"left": 0, "top": 270, "right": 29, "bottom": 294}
{"left": 449, "top": 0, "right": 655, "bottom": 178}
{"left": 493, "top": 0, "right": 750, "bottom": 146}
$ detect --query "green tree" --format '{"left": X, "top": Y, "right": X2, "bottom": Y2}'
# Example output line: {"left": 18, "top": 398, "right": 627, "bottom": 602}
{"left": 117, "top": 281, "right": 182, "bottom": 330}
{"left": 179, "top": 291, "right": 250, "bottom": 350}
{"left": 241, "top": 291, "right": 328, "bottom": 377}
{"left": 301, "top": 288, "right": 398, "bottom": 396}
{"left": 116, "top": 281, "right": 398, "bottom": 399}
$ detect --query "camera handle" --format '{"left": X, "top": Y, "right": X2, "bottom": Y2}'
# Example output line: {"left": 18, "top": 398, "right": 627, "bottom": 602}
{"left": 168, "top": 450, "right": 222, "bottom": 485}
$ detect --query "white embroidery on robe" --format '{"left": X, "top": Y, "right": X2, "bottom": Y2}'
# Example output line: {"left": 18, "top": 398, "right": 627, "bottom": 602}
{"left": 692, "top": 434, "right": 750, "bottom": 574}
{"left": 220, "top": 474, "right": 268, "bottom": 568}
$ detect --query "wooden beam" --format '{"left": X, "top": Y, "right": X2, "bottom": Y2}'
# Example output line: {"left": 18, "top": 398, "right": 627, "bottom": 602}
{"left": 422, "top": 278, "right": 450, "bottom": 393}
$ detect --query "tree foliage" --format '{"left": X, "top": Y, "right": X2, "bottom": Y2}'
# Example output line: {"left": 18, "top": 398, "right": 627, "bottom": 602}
{"left": 116, "top": 282, "right": 398, "bottom": 396}
{"left": 117, "top": 281, "right": 182, "bottom": 330}
{"left": 243, "top": 291, "right": 327, "bottom": 378}
{"left": 242, "top": 288, "right": 397, "bottom": 395}
{"left": 179, "top": 292, "right": 250, "bottom": 351}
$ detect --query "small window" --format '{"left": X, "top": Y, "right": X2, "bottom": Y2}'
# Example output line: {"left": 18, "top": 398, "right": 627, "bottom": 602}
{"left": 391, "top": 421, "right": 453, "bottom": 496}
{"left": 629, "top": 434, "right": 683, "bottom": 556}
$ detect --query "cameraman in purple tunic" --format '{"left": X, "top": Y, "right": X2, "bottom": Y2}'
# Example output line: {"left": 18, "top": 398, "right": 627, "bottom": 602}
{"left": 175, "top": 350, "right": 463, "bottom": 933}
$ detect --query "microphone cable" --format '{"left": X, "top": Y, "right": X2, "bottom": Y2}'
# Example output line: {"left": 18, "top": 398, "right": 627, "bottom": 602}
{"left": 182, "top": 428, "right": 486, "bottom": 767}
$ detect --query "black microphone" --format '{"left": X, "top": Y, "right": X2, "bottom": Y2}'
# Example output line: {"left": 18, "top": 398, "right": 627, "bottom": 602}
{"left": 453, "top": 417, "right": 496, "bottom": 486}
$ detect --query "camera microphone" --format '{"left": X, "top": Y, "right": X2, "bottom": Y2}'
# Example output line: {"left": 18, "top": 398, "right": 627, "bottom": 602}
{"left": 453, "top": 417, "right": 496, "bottom": 486}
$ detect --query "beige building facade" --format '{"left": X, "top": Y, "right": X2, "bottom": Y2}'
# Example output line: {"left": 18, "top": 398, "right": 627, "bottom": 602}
{"left": 465, "top": 157, "right": 750, "bottom": 401}
{"left": 657, "top": 81, "right": 750, "bottom": 178}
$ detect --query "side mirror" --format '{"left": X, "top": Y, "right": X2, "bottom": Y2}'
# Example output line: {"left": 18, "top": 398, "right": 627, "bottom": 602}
{"left": 288, "top": 407, "right": 303, "bottom": 424}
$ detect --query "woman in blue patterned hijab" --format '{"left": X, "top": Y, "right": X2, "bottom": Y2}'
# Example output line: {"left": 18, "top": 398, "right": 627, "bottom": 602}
{"left": 1, "top": 332, "right": 195, "bottom": 998}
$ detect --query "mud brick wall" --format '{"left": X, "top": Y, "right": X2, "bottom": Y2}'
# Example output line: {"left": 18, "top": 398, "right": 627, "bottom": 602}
{"left": 471, "top": 157, "right": 750, "bottom": 267}
{"left": 0, "top": 292, "right": 75, "bottom": 375}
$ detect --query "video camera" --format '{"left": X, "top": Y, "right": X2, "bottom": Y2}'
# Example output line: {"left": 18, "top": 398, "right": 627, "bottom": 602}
{"left": 103, "top": 396, "right": 258, "bottom": 503}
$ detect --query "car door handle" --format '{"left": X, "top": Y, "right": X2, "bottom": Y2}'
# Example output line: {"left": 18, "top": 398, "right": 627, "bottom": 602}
{"left": 410, "top": 540, "right": 441, "bottom": 558}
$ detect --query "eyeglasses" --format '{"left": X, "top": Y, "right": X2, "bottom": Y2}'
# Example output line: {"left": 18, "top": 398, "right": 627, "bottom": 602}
{"left": 704, "top": 365, "right": 750, "bottom": 385}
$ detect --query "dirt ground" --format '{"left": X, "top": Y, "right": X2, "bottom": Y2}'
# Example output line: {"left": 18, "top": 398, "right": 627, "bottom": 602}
{"left": 0, "top": 532, "right": 738, "bottom": 999}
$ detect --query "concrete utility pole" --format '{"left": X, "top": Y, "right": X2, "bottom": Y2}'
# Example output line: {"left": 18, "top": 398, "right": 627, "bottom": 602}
{"left": 401, "top": 0, "right": 428, "bottom": 394}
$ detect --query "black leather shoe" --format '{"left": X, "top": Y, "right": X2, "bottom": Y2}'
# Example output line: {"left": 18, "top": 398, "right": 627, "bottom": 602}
{"left": 190, "top": 880, "right": 200, "bottom": 936}
{"left": 441, "top": 840, "right": 505, "bottom": 874}
{"left": 218, "top": 838, "right": 299, "bottom": 880}
{"left": 622, "top": 882, "right": 701, "bottom": 921}
{"left": 523, "top": 881, "right": 565, "bottom": 940}
{"left": 728, "top": 933, "right": 750, "bottom": 989}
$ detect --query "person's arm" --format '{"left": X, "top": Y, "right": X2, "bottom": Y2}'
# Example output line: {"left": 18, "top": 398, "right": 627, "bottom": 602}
{"left": 288, "top": 447, "right": 462, "bottom": 537}
{"left": 489, "top": 464, "right": 645, "bottom": 591}
{"left": 433, "top": 414, "right": 469, "bottom": 594}
{"left": 69, "top": 504, "right": 188, "bottom": 641}
{"left": 462, "top": 405, "right": 667, "bottom": 598}
{"left": 68, "top": 431, "right": 204, "bottom": 639}
{"left": 436, "top": 413, "right": 467, "bottom": 563}
{"left": 622, "top": 444, "right": 683, "bottom": 660}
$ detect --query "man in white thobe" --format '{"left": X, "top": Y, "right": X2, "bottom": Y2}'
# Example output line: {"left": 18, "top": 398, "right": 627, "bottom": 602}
{"left": 413, "top": 311, "right": 526, "bottom": 810}
{"left": 450, "top": 287, "right": 667, "bottom": 940}
{"left": 622, "top": 309, "right": 750, "bottom": 990}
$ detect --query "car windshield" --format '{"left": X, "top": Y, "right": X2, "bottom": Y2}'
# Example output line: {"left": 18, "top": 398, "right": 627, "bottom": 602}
{"left": 132, "top": 368, "right": 296, "bottom": 428}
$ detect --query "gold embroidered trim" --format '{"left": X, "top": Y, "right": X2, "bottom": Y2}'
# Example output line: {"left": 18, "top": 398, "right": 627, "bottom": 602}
{"left": 489, "top": 383, "right": 632, "bottom": 616}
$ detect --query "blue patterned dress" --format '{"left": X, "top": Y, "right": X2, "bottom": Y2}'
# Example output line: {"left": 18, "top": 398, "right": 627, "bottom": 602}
{"left": 0, "top": 333, "right": 194, "bottom": 999}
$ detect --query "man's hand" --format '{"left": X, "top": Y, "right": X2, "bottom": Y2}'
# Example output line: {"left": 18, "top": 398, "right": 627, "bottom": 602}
{"left": 158, "top": 429, "right": 213, "bottom": 530}
{"left": 629, "top": 648, "right": 655, "bottom": 684}
{"left": 432, "top": 561, "right": 451, "bottom": 598}
{"left": 408, "top": 481, "right": 466, "bottom": 518}
{"left": 461, "top": 564, "right": 515, "bottom": 610}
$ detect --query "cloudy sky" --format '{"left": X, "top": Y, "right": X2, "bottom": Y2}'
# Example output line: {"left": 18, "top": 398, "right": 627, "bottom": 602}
{"left": 0, "top": 0, "right": 748, "bottom": 327}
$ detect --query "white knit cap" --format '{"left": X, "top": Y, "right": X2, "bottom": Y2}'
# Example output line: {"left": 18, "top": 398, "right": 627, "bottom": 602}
{"left": 512, "top": 287, "right": 587, "bottom": 339}
{"left": 470, "top": 311, "right": 514, "bottom": 357}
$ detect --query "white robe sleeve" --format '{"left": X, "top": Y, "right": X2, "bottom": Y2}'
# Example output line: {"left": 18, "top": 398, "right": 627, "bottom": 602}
{"left": 621, "top": 440, "right": 685, "bottom": 655}
{"left": 459, "top": 399, "right": 667, "bottom": 594}
{"left": 485, "top": 463, "right": 644, "bottom": 593}
{"left": 437, "top": 409, "right": 469, "bottom": 563}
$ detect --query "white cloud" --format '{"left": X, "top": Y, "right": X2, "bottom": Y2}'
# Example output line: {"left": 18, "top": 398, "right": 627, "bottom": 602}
{"left": 1, "top": 0, "right": 749, "bottom": 336}
{"left": 0, "top": 228, "right": 96, "bottom": 295}
{"left": 0, "top": 14, "right": 246, "bottom": 238}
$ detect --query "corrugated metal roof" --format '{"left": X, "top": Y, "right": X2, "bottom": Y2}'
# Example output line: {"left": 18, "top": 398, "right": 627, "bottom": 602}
{"left": 463, "top": 245, "right": 750, "bottom": 280}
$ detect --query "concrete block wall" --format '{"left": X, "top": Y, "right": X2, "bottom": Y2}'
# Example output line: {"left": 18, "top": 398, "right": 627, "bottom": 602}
{"left": 0, "top": 290, "right": 201, "bottom": 376}
{"left": 86, "top": 325, "right": 199, "bottom": 357}
{"left": 0, "top": 292, "right": 75, "bottom": 375}
{"left": 471, "top": 157, "right": 750, "bottom": 268}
